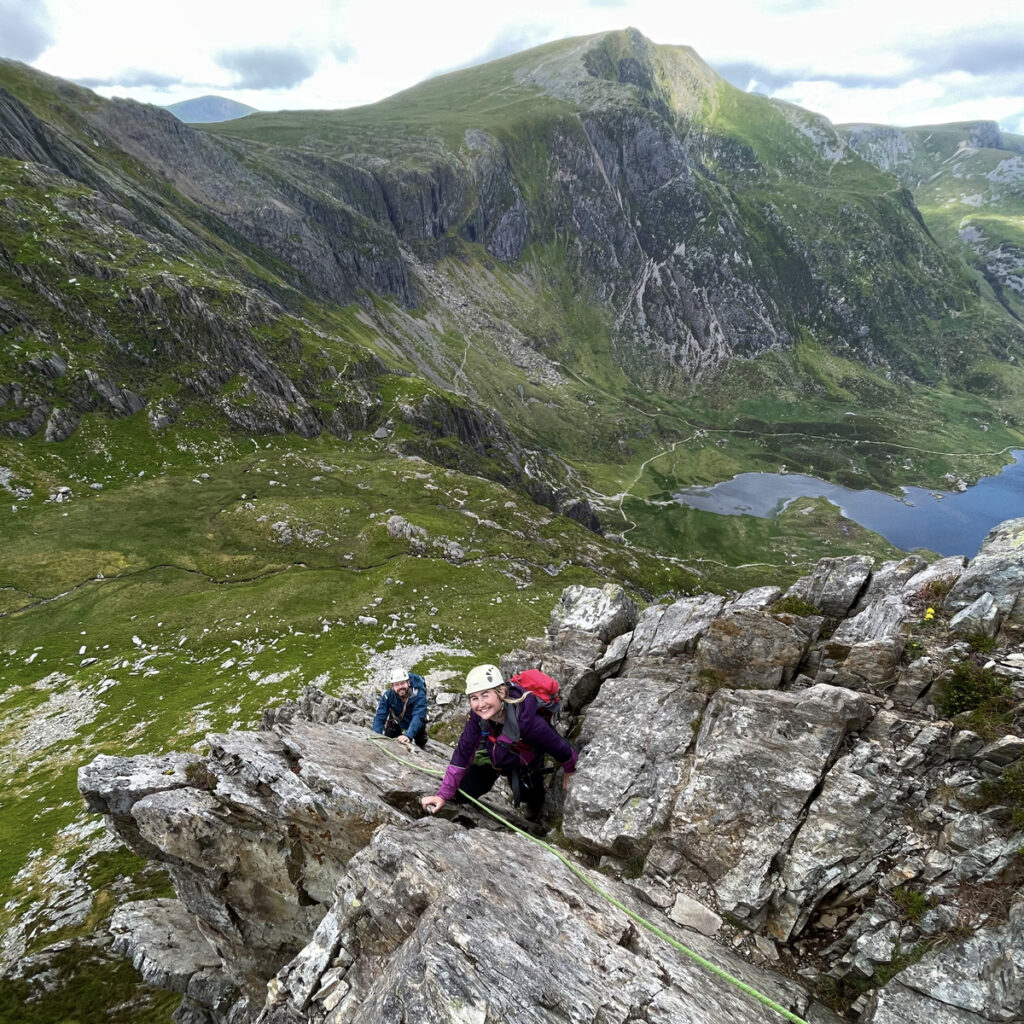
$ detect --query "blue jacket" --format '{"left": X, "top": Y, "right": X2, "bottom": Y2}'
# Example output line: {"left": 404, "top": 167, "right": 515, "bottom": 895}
{"left": 372, "top": 673, "right": 427, "bottom": 738}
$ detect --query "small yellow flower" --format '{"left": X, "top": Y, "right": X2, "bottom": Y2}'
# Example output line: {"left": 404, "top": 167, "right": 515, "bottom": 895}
{"left": 924, "top": 607, "right": 935, "bottom": 620}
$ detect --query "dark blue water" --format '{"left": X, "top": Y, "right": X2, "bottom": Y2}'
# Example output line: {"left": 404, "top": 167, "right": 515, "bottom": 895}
{"left": 674, "top": 450, "right": 1024, "bottom": 557}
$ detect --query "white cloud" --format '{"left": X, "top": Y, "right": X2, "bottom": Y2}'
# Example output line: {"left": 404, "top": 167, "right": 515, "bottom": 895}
{"left": 3, "top": 0, "right": 1021, "bottom": 132}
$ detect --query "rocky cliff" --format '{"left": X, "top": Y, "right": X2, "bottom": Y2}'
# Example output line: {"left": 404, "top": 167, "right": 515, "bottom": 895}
{"left": 3, "top": 29, "right": 1022, "bottom": 458}
{"left": 79, "top": 518, "right": 1024, "bottom": 1024}
{"left": 841, "top": 120, "right": 1024, "bottom": 322}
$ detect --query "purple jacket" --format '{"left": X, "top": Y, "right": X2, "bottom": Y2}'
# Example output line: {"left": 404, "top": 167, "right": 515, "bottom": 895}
{"left": 437, "top": 691, "right": 578, "bottom": 801}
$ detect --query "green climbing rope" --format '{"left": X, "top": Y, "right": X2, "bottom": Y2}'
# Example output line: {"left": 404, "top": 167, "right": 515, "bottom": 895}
{"left": 366, "top": 737, "right": 811, "bottom": 1024}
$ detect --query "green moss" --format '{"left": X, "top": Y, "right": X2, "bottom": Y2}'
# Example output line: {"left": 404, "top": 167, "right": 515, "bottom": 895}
{"left": 769, "top": 596, "right": 822, "bottom": 617}
{"left": 980, "top": 761, "right": 1024, "bottom": 828}
{"left": 891, "top": 886, "right": 937, "bottom": 922}
{"left": 935, "top": 662, "right": 1014, "bottom": 719}
{"left": 184, "top": 761, "right": 217, "bottom": 790}
{"left": 0, "top": 947, "right": 181, "bottom": 1024}
{"left": 966, "top": 633, "right": 998, "bottom": 653}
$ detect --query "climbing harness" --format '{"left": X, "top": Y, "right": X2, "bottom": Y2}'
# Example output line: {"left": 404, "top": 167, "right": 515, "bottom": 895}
{"left": 367, "top": 737, "right": 811, "bottom": 1024}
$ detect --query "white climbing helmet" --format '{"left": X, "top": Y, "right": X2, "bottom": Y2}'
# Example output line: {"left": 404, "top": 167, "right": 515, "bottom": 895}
{"left": 465, "top": 663, "right": 504, "bottom": 695}
{"left": 388, "top": 668, "right": 409, "bottom": 686}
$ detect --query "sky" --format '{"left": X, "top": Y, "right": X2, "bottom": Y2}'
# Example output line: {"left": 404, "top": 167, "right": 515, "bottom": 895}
{"left": 2, "top": 0, "right": 1023, "bottom": 133}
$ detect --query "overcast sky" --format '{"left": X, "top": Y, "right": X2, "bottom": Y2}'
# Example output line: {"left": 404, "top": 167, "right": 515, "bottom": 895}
{"left": 2, "top": 0, "right": 1023, "bottom": 133}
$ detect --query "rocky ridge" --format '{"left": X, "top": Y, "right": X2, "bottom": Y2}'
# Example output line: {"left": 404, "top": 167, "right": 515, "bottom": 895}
{"left": 79, "top": 517, "right": 1024, "bottom": 1023}
{"left": 4, "top": 29, "right": 1021, "bottom": 455}
{"left": 841, "top": 120, "right": 1024, "bottom": 322}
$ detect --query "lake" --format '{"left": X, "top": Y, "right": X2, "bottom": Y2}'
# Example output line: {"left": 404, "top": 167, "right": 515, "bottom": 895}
{"left": 674, "top": 450, "right": 1024, "bottom": 557}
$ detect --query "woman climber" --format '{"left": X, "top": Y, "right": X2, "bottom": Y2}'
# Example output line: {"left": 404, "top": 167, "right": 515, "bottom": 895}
{"left": 420, "top": 663, "right": 577, "bottom": 818}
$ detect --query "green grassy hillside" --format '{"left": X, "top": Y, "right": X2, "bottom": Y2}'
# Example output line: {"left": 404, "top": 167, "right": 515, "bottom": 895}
{"left": 841, "top": 121, "right": 1024, "bottom": 321}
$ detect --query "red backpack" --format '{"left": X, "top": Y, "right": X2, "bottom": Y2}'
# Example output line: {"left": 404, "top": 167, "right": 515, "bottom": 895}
{"left": 509, "top": 669, "right": 561, "bottom": 720}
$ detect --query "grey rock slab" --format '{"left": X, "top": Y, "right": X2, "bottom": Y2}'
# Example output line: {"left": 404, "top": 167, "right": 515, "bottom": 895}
{"left": 83, "top": 720, "right": 453, "bottom": 1001}
{"left": 831, "top": 594, "right": 914, "bottom": 644}
{"left": 768, "top": 712, "right": 951, "bottom": 942}
{"left": 547, "top": 582, "right": 639, "bottom": 641}
{"left": 974, "top": 734, "right": 1024, "bottom": 767}
{"left": 902, "top": 556, "right": 968, "bottom": 603}
{"left": 623, "top": 593, "right": 728, "bottom": 674}
{"left": 833, "top": 638, "right": 904, "bottom": 692}
{"left": 851, "top": 556, "right": 927, "bottom": 614}
{"left": 696, "top": 608, "right": 813, "bottom": 689}
{"left": 669, "top": 892, "right": 723, "bottom": 936}
{"left": 948, "top": 591, "right": 1003, "bottom": 638}
{"left": 729, "top": 585, "right": 783, "bottom": 611}
{"left": 946, "top": 516, "right": 1024, "bottom": 622}
{"left": 257, "top": 820, "right": 835, "bottom": 1024}
{"left": 896, "top": 899, "right": 1024, "bottom": 1021}
{"left": 654, "top": 684, "right": 872, "bottom": 920}
{"left": 889, "top": 656, "right": 941, "bottom": 707}
{"left": 594, "top": 629, "right": 632, "bottom": 677}
{"left": 563, "top": 676, "right": 705, "bottom": 855}
{"left": 863, "top": 982, "right": 993, "bottom": 1024}
{"left": 500, "top": 630, "right": 606, "bottom": 712}
{"left": 784, "top": 555, "right": 874, "bottom": 617}
{"left": 109, "top": 897, "right": 222, "bottom": 993}
{"left": 78, "top": 751, "right": 207, "bottom": 819}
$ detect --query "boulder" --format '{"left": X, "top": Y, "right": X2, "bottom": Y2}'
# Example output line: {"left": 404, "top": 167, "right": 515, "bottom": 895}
{"left": 831, "top": 594, "right": 914, "bottom": 645}
{"left": 256, "top": 820, "right": 834, "bottom": 1024}
{"left": 546, "top": 583, "right": 638, "bottom": 642}
{"left": 784, "top": 555, "right": 874, "bottom": 617}
{"left": 563, "top": 676, "right": 705, "bottom": 856}
{"left": 79, "top": 720, "right": 457, "bottom": 1002}
{"left": 109, "top": 898, "right": 234, "bottom": 1017}
{"left": 768, "top": 712, "right": 951, "bottom": 942}
{"left": 974, "top": 734, "right": 1024, "bottom": 769}
{"left": 865, "top": 899, "right": 1024, "bottom": 1022}
{"left": 851, "top": 556, "right": 927, "bottom": 614}
{"left": 730, "top": 585, "right": 783, "bottom": 610}
{"left": 945, "top": 517, "right": 1024, "bottom": 622}
{"left": 948, "top": 592, "right": 1003, "bottom": 638}
{"left": 831, "top": 638, "right": 904, "bottom": 693}
{"left": 888, "top": 656, "right": 941, "bottom": 707}
{"left": 648, "top": 685, "right": 872, "bottom": 921}
{"left": 623, "top": 594, "right": 727, "bottom": 674}
{"left": 696, "top": 608, "right": 812, "bottom": 689}
{"left": 902, "top": 556, "right": 968, "bottom": 604}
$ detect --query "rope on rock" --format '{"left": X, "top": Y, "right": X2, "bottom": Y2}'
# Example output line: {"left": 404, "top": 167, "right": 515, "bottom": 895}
{"left": 366, "top": 737, "right": 811, "bottom": 1024}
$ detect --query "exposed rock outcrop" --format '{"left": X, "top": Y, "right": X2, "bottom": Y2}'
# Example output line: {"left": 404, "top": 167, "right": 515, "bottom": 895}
{"left": 79, "top": 519, "right": 1024, "bottom": 1024}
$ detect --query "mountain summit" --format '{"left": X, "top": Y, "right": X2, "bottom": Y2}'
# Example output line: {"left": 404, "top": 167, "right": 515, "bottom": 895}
{"left": 163, "top": 95, "right": 257, "bottom": 123}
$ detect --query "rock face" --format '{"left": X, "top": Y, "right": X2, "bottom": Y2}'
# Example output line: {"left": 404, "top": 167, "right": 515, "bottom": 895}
{"left": 841, "top": 120, "right": 1024, "bottom": 322}
{"left": 79, "top": 521, "right": 1024, "bottom": 1023}
{"left": 946, "top": 518, "right": 1024, "bottom": 623}
{"left": 259, "top": 822, "right": 836, "bottom": 1024}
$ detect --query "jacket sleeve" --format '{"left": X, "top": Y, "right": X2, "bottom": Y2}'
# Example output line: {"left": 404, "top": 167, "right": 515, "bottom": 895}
{"left": 371, "top": 693, "right": 390, "bottom": 734}
{"left": 518, "top": 699, "right": 578, "bottom": 773}
{"left": 437, "top": 715, "right": 482, "bottom": 801}
{"left": 404, "top": 684, "right": 427, "bottom": 738}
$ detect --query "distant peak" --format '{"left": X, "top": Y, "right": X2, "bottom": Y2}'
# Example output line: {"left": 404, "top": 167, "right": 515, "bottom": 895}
{"left": 163, "top": 95, "right": 257, "bottom": 124}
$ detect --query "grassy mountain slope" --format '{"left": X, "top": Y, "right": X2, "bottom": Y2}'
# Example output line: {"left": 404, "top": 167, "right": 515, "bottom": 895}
{"left": 842, "top": 120, "right": 1024, "bottom": 322}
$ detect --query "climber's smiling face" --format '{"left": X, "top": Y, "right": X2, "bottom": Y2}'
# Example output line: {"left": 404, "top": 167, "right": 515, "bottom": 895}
{"left": 469, "top": 686, "right": 505, "bottom": 721}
